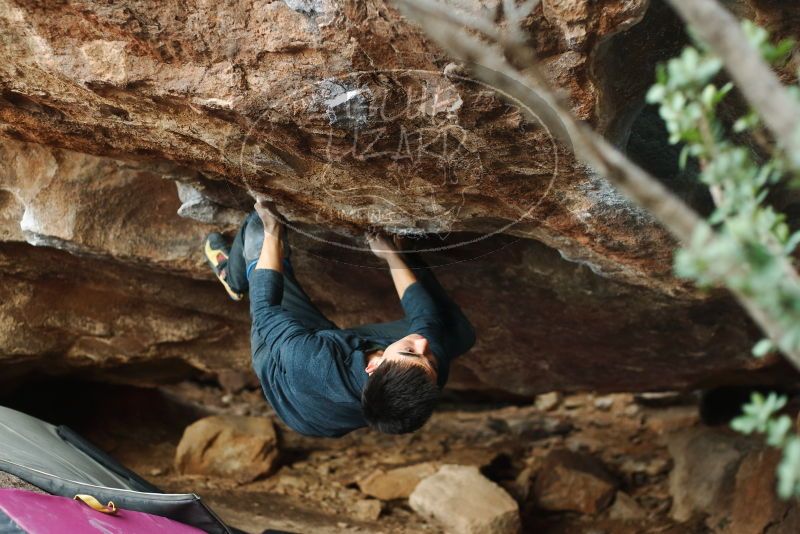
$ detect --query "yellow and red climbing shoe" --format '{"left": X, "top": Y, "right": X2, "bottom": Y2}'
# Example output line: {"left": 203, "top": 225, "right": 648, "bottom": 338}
{"left": 204, "top": 233, "right": 243, "bottom": 301}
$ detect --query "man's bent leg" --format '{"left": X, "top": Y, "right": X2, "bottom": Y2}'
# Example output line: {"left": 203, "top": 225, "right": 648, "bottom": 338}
{"left": 226, "top": 213, "right": 254, "bottom": 294}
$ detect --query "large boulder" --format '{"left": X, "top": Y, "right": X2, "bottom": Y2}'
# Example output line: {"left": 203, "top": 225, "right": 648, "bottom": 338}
{"left": 0, "top": 0, "right": 798, "bottom": 394}
{"left": 727, "top": 449, "right": 800, "bottom": 534}
{"left": 409, "top": 464, "right": 521, "bottom": 534}
{"left": 666, "top": 427, "right": 752, "bottom": 524}
{"left": 0, "top": 141, "right": 251, "bottom": 387}
{"left": 0, "top": 0, "right": 685, "bottom": 290}
{"left": 666, "top": 427, "right": 800, "bottom": 533}
{"left": 0, "top": 131, "right": 791, "bottom": 396}
{"left": 175, "top": 415, "right": 280, "bottom": 483}
{"left": 0, "top": 137, "right": 789, "bottom": 396}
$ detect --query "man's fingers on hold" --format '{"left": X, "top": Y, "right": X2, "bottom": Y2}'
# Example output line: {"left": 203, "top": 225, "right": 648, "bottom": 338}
{"left": 256, "top": 201, "right": 283, "bottom": 221}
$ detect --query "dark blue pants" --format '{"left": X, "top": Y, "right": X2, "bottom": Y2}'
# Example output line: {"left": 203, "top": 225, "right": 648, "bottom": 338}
{"left": 228, "top": 213, "right": 337, "bottom": 332}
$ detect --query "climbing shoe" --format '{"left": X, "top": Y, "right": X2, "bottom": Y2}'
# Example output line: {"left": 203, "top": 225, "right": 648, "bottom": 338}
{"left": 204, "top": 233, "right": 244, "bottom": 301}
{"left": 243, "top": 213, "right": 265, "bottom": 264}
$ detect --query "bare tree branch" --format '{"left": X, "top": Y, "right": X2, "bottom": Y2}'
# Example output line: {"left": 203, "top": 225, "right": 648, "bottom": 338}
{"left": 667, "top": 0, "right": 800, "bottom": 164}
{"left": 398, "top": 0, "right": 702, "bottom": 241}
{"left": 395, "top": 0, "right": 800, "bottom": 368}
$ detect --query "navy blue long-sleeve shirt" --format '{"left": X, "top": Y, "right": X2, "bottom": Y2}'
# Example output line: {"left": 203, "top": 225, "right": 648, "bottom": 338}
{"left": 249, "top": 268, "right": 474, "bottom": 437}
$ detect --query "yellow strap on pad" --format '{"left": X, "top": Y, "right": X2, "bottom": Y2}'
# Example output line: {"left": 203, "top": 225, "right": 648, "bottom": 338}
{"left": 73, "top": 494, "right": 118, "bottom": 515}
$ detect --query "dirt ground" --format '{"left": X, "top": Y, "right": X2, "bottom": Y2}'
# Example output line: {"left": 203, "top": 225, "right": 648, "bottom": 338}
{"left": 1, "top": 378, "right": 717, "bottom": 533}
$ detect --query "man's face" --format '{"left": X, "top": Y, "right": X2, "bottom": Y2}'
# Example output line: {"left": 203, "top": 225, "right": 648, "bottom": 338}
{"left": 365, "top": 334, "right": 438, "bottom": 380}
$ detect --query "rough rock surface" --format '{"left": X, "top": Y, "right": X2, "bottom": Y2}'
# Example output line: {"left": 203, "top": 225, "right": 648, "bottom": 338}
{"left": 0, "top": 0, "right": 686, "bottom": 290}
{"left": 0, "top": 134, "right": 792, "bottom": 395}
{"left": 351, "top": 498, "right": 383, "bottom": 521}
{"left": 533, "top": 448, "right": 618, "bottom": 514}
{"left": 665, "top": 427, "right": 800, "bottom": 532}
{"left": 175, "top": 415, "right": 279, "bottom": 483}
{"left": 607, "top": 491, "right": 647, "bottom": 522}
{"left": 666, "top": 427, "right": 752, "bottom": 524}
{"left": 728, "top": 449, "right": 800, "bottom": 534}
{"left": 409, "top": 464, "right": 521, "bottom": 534}
{"left": 0, "top": 1, "right": 798, "bottom": 394}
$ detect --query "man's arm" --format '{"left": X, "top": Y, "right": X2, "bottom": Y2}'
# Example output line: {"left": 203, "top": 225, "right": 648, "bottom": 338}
{"left": 367, "top": 233, "right": 475, "bottom": 372}
{"left": 254, "top": 199, "right": 283, "bottom": 273}
{"left": 367, "top": 233, "right": 418, "bottom": 299}
{"left": 249, "top": 199, "right": 285, "bottom": 316}
{"left": 367, "top": 233, "right": 441, "bottom": 323}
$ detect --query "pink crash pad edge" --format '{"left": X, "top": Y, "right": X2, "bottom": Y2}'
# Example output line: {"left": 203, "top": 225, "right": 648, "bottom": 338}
{"left": 0, "top": 489, "right": 205, "bottom": 534}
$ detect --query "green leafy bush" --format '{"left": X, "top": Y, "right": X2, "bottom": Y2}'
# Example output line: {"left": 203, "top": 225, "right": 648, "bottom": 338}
{"left": 647, "top": 21, "right": 800, "bottom": 499}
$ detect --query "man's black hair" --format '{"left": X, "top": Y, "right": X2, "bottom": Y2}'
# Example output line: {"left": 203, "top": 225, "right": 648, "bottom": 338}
{"left": 361, "top": 360, "right": 439, "bottom": 434}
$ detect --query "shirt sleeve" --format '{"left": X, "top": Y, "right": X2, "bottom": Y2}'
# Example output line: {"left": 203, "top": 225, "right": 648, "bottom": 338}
{"left": 249, "top": 269, "right": 330, "bottom": 370}
{"left": 400, "top": 281, "right": 442, "bottom": 328}
{"left": 400, "top": 281, "right": 448, "bottom": 370}
{"left": 407, "top": 261, "right": 476, "bottom": 357}
{"left": 401, "top": 280, "right": 477, "bottom": 388}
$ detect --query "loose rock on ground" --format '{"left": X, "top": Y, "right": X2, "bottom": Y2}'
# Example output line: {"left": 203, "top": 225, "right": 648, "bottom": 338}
{"left": 410, "top": 464, "right": 521, "bottom": 534}
{"left": 533, "top": 449, "right": 618, "bottom": 514}
{"left": 174, "top": 415, "right": 280, "bottom": 483}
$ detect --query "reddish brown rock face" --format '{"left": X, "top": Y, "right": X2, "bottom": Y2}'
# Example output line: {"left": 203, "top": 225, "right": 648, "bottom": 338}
{"left": 0, "top": 0, "right": 688, "bottom": 290}
{"left": 0, "top": 137, "right": 783, "bottom": 395}
{"left": 0, "top": 1, "right": 796, "bottom": 394}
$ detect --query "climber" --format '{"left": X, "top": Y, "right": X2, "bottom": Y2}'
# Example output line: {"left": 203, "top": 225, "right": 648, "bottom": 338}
{"left": 203, "top": 200, "right": 475, "bottom": 437}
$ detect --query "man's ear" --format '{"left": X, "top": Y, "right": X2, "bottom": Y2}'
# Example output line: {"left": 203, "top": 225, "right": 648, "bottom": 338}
{"left": 365, "top": 357, "right": 382, "bottom": 375}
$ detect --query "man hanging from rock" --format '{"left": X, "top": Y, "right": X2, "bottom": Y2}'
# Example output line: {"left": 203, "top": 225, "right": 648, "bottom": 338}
{"left": 203, "top": 200, "right": 475, "bottom": 437}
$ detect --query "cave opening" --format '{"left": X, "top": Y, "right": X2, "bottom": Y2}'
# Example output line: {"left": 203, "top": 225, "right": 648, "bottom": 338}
{"left": 625, "top": 104, "right": 715, "bottom": 216}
